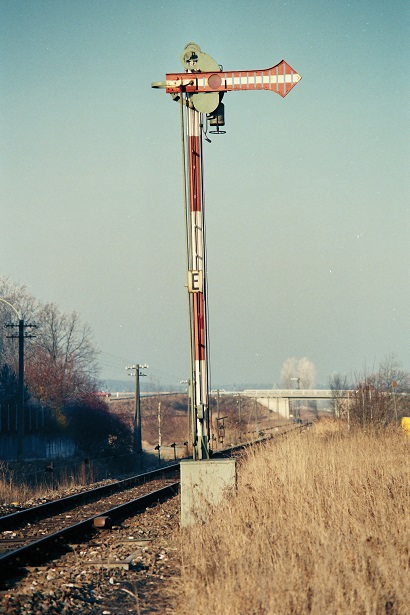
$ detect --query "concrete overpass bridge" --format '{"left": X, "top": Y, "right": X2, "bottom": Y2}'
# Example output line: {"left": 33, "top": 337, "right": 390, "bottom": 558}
{"left": 243, "top": 389, "right": 350, "bottom": 420}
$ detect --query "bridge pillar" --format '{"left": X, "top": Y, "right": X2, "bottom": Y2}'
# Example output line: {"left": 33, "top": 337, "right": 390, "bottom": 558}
{"left": 257, "top": 397, "right": 290, "bottom": 420}
{"left": 277, "top": 397, "right": 290, "bottom": 420}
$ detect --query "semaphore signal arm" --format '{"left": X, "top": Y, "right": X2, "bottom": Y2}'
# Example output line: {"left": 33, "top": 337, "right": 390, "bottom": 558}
{"left": 152, "top": 59, "right": 301, "bottom": 98}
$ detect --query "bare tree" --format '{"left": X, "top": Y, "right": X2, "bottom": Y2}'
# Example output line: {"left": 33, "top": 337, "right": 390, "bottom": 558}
{"left": 336, "top": 357, "right": 410, "bottom": 429}
{"left": 280, "top": 358, "right": 298, "bottom": 388}
{"left": 29, "top": 303, "right": 99, "bottom": 407}
{"left": 280, "top": 357, "right": 316, "bottom": 389}
{"left": 35, "top": 304, "right": 97, "bottom": 373}
{"left": 298, "top": 357, "right": 316, "bottom": 388}
{"left": 0, "top": 277, "right": 38, "bottom": 365}
{"left": 377, "top": 354, "right": 410, "bottom": 392}
{"left": 329, "top": 372, "right": 351, "bottom": 419}
{"left": 0, "top": 277, "right": 38, "bottom": 322}
{"left": 1, "top": 278, "right": 99, "bottom": 408}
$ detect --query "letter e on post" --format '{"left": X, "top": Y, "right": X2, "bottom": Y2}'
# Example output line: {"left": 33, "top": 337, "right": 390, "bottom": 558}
{"left": 188, "top": 270, "right": 203, "bottom": 293}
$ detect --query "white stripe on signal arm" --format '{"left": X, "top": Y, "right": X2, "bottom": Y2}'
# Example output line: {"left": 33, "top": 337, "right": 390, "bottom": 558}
{"left": 165, "top": 61, "right": 301, "bottom": 96}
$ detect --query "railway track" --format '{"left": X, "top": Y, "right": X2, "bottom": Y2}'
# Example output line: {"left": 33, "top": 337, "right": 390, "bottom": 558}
{"left": 0, "top": 422, "right": 310, "bottom": 587}
{"left": 0, "top": 464, "right": 180, "bottom": 580}
{"left": 213, "top": 419, "right": 313, "bottom": 458}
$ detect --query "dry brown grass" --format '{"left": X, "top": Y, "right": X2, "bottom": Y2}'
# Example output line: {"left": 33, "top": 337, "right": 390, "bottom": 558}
{"left": 0, "top": 460, "right": 91, "bottom": 506}
{"left": 0, "top": 462, "right": 40, "bottom": 505}
{"left": 177, "top": 422, "right": 410, "bottom": 615}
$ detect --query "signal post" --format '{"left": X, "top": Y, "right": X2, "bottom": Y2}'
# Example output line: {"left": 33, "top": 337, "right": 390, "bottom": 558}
{"left": 152, "top": 43, "right": 301, "bottom": 525}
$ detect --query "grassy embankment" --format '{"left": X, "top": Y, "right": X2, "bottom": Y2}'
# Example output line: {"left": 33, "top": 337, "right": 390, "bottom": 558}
{"left": 177, "top": 421, "right": 410, "bottom": 615}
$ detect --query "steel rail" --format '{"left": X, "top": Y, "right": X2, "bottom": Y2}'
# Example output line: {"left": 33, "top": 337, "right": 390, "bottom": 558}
{"left": 0, "top": 425, "right": 311, "bottom": 578}
{"left": 0, "top": 482, "right": 179, "bottom": 573}
{"left": 212, "top": 421, "right": 313, "bottom": 458}
{"left": 0, "top": 463, "right": 179, "bottom": 532}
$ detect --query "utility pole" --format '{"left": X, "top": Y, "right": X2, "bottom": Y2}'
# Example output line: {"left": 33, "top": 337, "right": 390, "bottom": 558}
{"left": 155, "top": 401, "right": 162, "bottom": 465}
{"left": 2, "top": 300, "right": 37, "bottom": 462}
{"left": 152, "top": 43, "right": 301, "bottom": 461}
{"left": 291, "top": 376, "right": 301, "bottom": 420}
{"left": 126, "top": 363, "right": 148, "bottom": 456}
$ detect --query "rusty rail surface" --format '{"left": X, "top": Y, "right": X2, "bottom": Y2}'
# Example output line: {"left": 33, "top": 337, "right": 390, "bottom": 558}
{"left": 0, "top": 424, "right": 311, "bottom": 578}
{"left": 0, "top": 463, "right": 179, "bottom": 532}
{"left": 213, "top": 420, "right": 313, "bottom": 458}
{"left": 0, "top": 481, "right": 179, "bottom": 576}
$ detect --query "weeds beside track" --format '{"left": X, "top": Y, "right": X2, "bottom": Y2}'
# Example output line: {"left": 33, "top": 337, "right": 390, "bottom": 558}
{"left": 177, "top": 423, "right": 410, "bottom": 615}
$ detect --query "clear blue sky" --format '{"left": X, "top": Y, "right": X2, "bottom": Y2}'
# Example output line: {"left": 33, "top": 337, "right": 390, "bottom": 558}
{"left": 1, "top": 0, "right": 409, "bottom": 388}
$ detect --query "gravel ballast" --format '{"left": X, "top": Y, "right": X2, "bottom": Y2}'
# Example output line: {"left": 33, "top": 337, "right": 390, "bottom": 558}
{"left": 1, "top": 496, "right": 181, "bottom": 614}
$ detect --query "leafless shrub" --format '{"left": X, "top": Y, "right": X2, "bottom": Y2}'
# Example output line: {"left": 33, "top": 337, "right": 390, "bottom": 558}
{"left": 330, "top": 357, "right": 410, "bottom": 429}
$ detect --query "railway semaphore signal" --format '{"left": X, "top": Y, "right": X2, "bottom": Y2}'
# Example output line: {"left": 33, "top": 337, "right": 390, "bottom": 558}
{"left": 152, "top": 43, "right": 301, "bottom": 461}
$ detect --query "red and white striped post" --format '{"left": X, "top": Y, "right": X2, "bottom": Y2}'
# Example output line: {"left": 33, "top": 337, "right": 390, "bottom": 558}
{"left": 186, "top": 105, "right": 210, "bottom": 459}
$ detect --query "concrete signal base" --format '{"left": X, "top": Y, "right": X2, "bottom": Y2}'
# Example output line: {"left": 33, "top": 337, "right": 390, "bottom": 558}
{"left": 180, "top": 458, "right": 237, "bottom": 527}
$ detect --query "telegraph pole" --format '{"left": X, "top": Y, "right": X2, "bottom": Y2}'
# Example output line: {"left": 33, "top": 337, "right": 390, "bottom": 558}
{"left": 126, "top": 363, "right": 148, "bottom": 456}
{"left": 2, "top": 301, "right": 36, "bottom": 461}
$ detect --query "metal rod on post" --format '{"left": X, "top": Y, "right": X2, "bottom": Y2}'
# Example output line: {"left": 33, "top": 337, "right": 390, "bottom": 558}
{"left": 214, "top": 389, "right": 220, "bottom": 449}
{"left": 155, "top": 401, "right": 161, "bottom": 465}
{"left": 180, "top": 379, "right": 191, "bottom": 456}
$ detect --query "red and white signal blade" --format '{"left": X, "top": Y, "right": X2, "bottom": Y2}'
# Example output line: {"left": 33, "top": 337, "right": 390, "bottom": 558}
{"left": 164, "top": 60, "right": 301, "bottom": 98}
